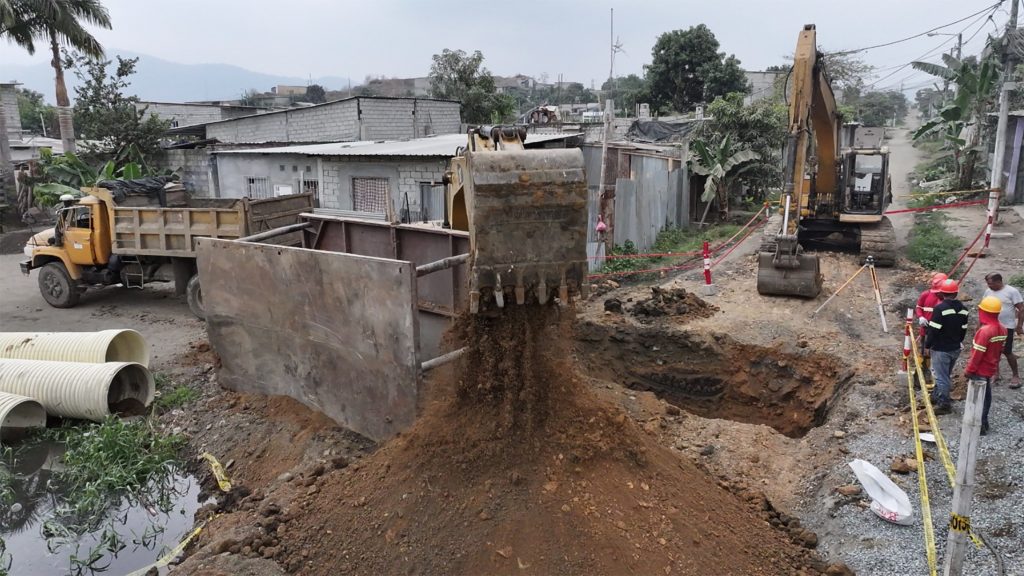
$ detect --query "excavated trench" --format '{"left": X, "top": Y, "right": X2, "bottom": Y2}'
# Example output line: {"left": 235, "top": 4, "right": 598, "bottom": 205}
{"left": 575, "top": 320, "right": 854, "bottom": 438}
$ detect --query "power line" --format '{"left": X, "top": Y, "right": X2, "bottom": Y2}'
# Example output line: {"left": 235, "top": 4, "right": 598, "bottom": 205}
{"left": 831, "top": 0, "right": 1005, "bottom": 56}
{"left": 862, "top": 5, "right": 999, "bottom": 90}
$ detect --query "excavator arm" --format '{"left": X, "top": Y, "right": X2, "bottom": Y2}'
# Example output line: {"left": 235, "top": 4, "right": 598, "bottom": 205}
{"left": 757, "top": 24, "right": 837, "bottom": 298}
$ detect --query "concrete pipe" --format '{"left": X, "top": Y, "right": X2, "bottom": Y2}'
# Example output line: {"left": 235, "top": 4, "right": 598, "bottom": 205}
{"left": 0, "top": 360, "right": 155, "bottom": 422}
{"left": 0, "top": 391, "right": 47, "bottom": 440}
{"left": 0, "top": 330, "right": 149, "bottom": 366}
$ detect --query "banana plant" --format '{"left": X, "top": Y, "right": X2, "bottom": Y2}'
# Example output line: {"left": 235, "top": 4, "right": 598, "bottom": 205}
{"left": 690, "top": 134, "right": 760, "bottom": 224}
{"left": 912, "top": 53, "right": 998, "bottom": 189}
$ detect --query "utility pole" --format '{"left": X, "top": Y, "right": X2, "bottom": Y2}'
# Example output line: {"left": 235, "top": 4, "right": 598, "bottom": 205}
{"left": 990, "top": 0, "right": 1018, "bottom": 201}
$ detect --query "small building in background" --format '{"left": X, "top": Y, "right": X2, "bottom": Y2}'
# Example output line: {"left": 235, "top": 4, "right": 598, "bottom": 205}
{"left": 743, "top": 70, "right": 785, "bottom": 105}
{"left": 157, "top": 96, "right": 463, "bottom": 198}
{"left": 212, "top": 132, "right": 580, "bottom": 222}
{"left": 134, "top": 101, "right": 271, "bottom": 129}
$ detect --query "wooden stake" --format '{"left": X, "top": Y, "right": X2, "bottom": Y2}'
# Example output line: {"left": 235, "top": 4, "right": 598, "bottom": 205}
{"left": 942, "top": 377, "right": 986, "bottom": 576}
{"left": 868, "top": 259, "right": 888, "bottom": 333}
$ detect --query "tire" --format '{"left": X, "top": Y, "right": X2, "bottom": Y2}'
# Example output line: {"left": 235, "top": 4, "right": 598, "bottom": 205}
{"left": 186, "top": 274, "right": 205, "bottom": 320}
{"left": 38, "top": 262, "right": 80, "bottom": 308}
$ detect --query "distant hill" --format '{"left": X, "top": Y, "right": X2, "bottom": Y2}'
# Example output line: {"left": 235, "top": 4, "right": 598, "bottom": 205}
{"left": 0, "top": 49, "right": 352, "bottom": 103}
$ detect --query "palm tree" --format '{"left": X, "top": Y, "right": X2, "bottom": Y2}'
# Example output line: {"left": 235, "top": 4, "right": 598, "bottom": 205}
{"left": 0, "top": 0, "right": 111, "bottom": 154}
{"left": 690, "top": 134, "right": 760, "bottom": 224}
{"left": 912, "top": 54, "right": 998, "bottom": 190}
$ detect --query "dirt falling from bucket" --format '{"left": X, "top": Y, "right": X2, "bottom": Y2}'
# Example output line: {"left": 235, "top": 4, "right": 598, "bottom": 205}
{"left": 277, "top": 306, "right": 825, "bottom": 575}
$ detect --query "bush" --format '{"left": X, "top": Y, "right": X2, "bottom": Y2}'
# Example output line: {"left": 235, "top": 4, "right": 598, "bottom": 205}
{"left": 1008, "top": 273, "right": 1024, "bottom": 288}
{"left": 906, "top": 212, "right": 963, "bottom": 270}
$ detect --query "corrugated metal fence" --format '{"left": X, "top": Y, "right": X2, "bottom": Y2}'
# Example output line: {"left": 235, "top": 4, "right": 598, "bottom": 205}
{"left": 612, "top": 156, "right": 688, "bottom": 251}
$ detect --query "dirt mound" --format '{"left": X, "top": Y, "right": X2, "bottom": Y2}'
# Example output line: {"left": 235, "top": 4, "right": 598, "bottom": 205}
{"left": 605, "top": 287, "right": 718, "bottom": 323}
{"left": 272, "top": 307, "right": 825, "bottom": 575}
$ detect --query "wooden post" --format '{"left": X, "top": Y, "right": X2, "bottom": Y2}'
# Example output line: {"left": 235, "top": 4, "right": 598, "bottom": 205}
{"left": 942, "top": 378, "right": 986, "bottom": 576}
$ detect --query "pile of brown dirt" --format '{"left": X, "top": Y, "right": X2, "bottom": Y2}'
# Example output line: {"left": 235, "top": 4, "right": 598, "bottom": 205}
{"left": 628, "top": 287, "right": 719, "bottom": 322}
{"left": 271, "top": 307, "right": 825, "bottom": 575}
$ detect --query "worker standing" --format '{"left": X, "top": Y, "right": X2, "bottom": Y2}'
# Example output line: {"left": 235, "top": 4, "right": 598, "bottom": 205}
{"left": 924, "top": 279, "right": 968, "bottom": 414}
{"left": 964, "top": 296, "right": 1008, "bottom": 436}
{"left": 982, "top": 272, "right": 1024, "bottom": 388}
{"left": 915, "top": 272, "right": 947, "bottom": 387}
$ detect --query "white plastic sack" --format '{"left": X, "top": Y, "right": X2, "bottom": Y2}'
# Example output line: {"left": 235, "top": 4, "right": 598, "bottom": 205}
{"left": 918, "top": 432, "right": 936, "bottom": 444}
{"left": 849, "top": 459, "right": 914, "bottom": 526}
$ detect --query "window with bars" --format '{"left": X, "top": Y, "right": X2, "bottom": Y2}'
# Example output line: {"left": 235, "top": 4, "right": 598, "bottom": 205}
{"left": 419, "top": 182, "right": 445, "bottom": 222}
{"left": 246, "top": 177, "right": 271, "bottom": 199}
{"left": 302, "top": 179, "right": 320, "bottom": 206}
{"left": 352, "top": 177, "right": 390, "bottom": 215}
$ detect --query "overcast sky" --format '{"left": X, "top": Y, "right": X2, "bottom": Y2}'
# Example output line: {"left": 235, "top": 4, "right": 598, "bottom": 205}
{"left": 1, "top": 0, "right": 1012, "bottom": 93}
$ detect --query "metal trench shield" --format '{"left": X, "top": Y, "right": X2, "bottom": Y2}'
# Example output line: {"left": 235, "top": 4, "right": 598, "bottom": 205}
{"left": 196, "top": 238, "right": 420, "bottom": 441}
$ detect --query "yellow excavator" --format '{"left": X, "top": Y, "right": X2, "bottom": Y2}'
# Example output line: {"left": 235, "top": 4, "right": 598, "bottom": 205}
{"left": 757, "top": 25, "right": 896, "bottom": 298}
{"left": 444, "top": 125, "right": 588, "bottom": 314}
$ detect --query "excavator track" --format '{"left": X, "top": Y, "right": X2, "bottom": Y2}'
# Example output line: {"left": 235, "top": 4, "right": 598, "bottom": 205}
{"left": 858, "top": 216, "right": 897, "bottom": 267}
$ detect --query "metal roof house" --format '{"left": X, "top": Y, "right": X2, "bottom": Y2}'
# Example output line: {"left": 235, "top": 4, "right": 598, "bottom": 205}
{"left": 212, "top": 132, "right": 582, "bottom": 223}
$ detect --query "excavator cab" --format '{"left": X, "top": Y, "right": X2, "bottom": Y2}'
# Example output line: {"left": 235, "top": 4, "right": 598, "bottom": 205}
{"left": 445, "top": 125, "right": 588, "bottom": 314}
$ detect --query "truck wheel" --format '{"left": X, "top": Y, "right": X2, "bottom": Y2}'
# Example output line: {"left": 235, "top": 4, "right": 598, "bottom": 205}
{"left": 186, "top": 274, "right": 205, "bottom": 320}
{"left": 38, "top": 262, "right": 80, "bottom": 308}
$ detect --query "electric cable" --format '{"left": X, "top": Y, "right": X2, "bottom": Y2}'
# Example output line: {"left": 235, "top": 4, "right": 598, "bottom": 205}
{"left": 832, "top": 1, "right": 1005, "bottom": 55}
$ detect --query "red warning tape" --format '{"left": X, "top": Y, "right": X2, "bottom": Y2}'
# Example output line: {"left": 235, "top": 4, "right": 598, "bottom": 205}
{"left": 883, "top": 199, "right": 986, "bottom": 215}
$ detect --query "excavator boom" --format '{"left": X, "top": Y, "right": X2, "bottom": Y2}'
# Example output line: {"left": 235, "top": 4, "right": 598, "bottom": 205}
{"left": 756, "top": 24, "right": 831, "bottom": 298}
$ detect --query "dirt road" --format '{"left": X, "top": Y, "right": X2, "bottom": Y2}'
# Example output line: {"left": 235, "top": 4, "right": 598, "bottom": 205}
{"left": 0, "top": 252, "right": 205, "bottom": 371}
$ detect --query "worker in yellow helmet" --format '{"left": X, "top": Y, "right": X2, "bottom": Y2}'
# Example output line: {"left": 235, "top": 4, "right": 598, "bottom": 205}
{"left": 964, "top": 296, "right": 1008, "bottom": 436}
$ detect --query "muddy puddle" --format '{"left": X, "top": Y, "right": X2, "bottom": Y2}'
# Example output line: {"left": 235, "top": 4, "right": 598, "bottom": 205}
{"left": 1, "top": 440, "right": 203, "bottom": 575}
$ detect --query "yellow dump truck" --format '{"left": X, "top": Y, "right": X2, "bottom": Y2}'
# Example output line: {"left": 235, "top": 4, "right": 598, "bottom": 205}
{"left": 20, "top": 185, "right": 313, "bottom": 318}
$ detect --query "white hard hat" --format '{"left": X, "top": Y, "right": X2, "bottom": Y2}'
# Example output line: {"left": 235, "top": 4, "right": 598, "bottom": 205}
{"left": 59, "top": 194, "right": 75, "bottom": 202}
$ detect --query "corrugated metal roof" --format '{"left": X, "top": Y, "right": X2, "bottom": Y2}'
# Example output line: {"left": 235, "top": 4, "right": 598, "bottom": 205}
{"left": 215, "top": 132, "right": 581, "bottom": 157}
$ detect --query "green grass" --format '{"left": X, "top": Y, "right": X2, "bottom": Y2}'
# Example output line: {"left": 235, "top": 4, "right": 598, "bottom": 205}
{"left": 41, "top": 417, "right": 185, "bottom": 531}
{"left": 1008, "top": 274, "right": 1024, "bottom": 288}
{"left": 597, "top": 224, "right": 741, "bottom": 281}
{"left": 153, "top": 372, "right": 199, "bottom": 411}
{"left": 155, "top": 386, "right": 200, "bottom": 411}
{"left": 906, "top": 212, "right": 963, "bottom": 271}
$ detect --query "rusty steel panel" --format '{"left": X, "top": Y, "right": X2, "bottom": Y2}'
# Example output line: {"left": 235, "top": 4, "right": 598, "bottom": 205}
{"left": 197, "top": 238, "right": 420, "bottom": 441}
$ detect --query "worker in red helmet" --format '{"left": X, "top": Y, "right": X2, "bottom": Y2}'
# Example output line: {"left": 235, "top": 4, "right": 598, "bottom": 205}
{"left": 964, "top": 296, "right": 1009, "bottom": 436}
{"left": 924, "top": 279, "right": 968, "bottom": 414}
{"left": 914, "top": 272, "right": 947, "bottom": 388}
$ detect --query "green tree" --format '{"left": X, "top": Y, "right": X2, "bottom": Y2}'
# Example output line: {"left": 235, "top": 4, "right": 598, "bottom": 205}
{"left": 304, "top": 83, "right": 326, "bottom": 104}
{"left": 428, "top": 48, "right": 510, "bottom": 124}
{"left": 912, "top": 53, "right": 998, "bottom": 189}
{"left": 915, "top": 86, "right": 944, "bottom": 117}
{"left": 16, "top": 87, "right": 58, "bottom": 136}
{"left": 690, "top": 134, "right": 760, "bottom": 222}
{"left": 855, "top": 91, "right": 908, "bottom": 126}
{"left": 68, "top": 53, "right": 170, "bottom": 165}
{"left": 0, "top": 0, "right": 112, "bottom": 154}
{"left": 645, "top": 25, "right": 749, "bottom": 114}
{"left": 602, "top": 73, "right": 648, "bottom": 113}
{"left": 701, "top": 92, "right": 787, "bottom": 201}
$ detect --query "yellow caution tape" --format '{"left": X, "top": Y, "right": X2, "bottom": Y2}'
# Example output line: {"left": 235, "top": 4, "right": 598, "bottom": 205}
{"left": 909, "top": 338, "right": 957, "bottom": 486}
{"left": 908, "top": 341, "right": 985, "bottom": 550}
{"left": 124, "top": 518, "right": 208, "bottom": 576}
{"left": 907, "top": 367, "right": 939, "bottom": 576}
{"left": 201, "top": 452, "right": 233, "bottom": 493}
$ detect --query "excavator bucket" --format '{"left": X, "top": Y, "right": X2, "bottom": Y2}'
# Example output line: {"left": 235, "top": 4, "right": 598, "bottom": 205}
{"left": 756, "top": 251, "right": 822, "bottom": 298}
{"left": 461, "top": 147, "right": 588, "bottom": 314}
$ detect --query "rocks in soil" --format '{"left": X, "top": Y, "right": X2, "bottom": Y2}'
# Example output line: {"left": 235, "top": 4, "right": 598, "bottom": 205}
{"left": 890, "top": 457, "right": 917, "bottom": 474}
{"left": 835, "top": 484, "right": 862, "bottom": 497}
{"left": 603, "top": 298, "right": 624, "bottom": 314}
{"left": 629, "top": 287, "right": 719, "bottom": 322}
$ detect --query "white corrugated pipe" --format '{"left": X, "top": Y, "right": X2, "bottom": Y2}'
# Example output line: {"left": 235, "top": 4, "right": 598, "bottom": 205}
{"left": 0, "top": 391, "right": 47, "bottom": 440}
{"left": 0, "top": 360, "right": 155, "bottom": 422}
{"left": 0, "top": 330, "right": 149, "bottom": 366}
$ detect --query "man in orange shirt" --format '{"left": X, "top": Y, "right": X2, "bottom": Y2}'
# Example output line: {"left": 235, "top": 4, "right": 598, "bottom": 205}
{"left": 964, "top": 296, "right": 1008, "bottom": 436}
{"left": 915, "top": 272, "right": 947, "bottom": 387}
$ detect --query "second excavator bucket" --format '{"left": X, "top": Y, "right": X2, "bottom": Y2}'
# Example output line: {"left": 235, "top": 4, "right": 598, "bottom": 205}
{"left": 461, "top": 146, "right": 588, "bottom": 314}
{"left": 756, "top": 250, "right": 822, "bottom": 298}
